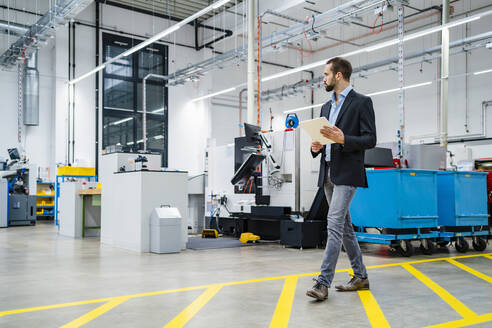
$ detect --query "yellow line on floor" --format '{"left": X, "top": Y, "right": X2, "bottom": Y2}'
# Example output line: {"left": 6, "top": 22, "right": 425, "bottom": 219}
{"left": 269, "top": 276, "right": 298, "bottom": 328}
{"left": 401, "top": 264, "right": 476, "bottom": 319}
{"left": 163, "top": 284, "right": 223, "bottom": 328}
{"left": 2, "top": 253, "right": 490, "bottom": 318}
{"left": 0, "top": 298, "right": 112, "bottom": 317}
{"left": 446, "top": 259, "right": 492, "bottom": 284}
{"left": 424, "top": 312, "right": 492, "bottom": 328}
{"left": 362, "top": 253, "right": 492, "bottom": 271}
{"left": 358, "top": 290, "right": 390, "bottom": 328}
{"left": 59, "top": 296, "right": 130, "bottom": 328}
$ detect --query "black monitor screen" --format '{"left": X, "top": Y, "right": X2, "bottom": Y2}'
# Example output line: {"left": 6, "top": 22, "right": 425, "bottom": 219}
{"left": 231, "top": 153, "right": 265, "bottom": 185}
{"left": 364, "top": 147, "right": 394, "bottom": 167}
{"left": 244, "top": 123, "right": 261, "bottom": 144}
{"left": 8, "top": 148, "right": 20, "bottom": 160}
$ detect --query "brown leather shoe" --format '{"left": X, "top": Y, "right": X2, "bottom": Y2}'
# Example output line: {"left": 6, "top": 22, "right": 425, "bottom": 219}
{"left": 306, "top": 279, "right": 328, "bottom": 301}
{"left": 335, "top": 276, "right": 369, "bottom": 291}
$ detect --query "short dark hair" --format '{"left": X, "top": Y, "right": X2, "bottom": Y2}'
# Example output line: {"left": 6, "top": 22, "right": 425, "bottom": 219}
{"left": 326, "top": 57, "right": 352, "bottom": 81}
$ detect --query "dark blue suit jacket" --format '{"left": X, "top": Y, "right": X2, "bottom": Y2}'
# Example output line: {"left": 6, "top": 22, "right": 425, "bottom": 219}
{"left": 311, "top": 89, "right": 377, "bottom": 188}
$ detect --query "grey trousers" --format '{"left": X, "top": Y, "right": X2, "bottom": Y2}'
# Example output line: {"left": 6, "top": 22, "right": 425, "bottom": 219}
{"left": 317, "top": 167, "right": 368, "bottom": 287}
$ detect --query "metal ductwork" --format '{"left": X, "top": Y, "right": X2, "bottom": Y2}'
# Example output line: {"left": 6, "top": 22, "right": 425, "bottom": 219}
{"left": 0, "top": 0, "right": 93, "bottom": 68}
{"left": 23, "top": 51, "right": 39, "bottom": 126}
{"left": 0, "top": 20, "right": 28, "bottom": 36}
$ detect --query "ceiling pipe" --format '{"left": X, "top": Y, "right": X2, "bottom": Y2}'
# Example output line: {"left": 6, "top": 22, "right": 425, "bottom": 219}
{"left": 0, "top": 20, "right": 28, "bottom": 36}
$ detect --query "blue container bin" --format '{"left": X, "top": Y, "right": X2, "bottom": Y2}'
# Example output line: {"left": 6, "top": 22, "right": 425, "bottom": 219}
{"left": 437, "top": 171, "right": 489, "bottom": 227}
{"left": 350, "top": 169, "right": 438, "bottom": 229}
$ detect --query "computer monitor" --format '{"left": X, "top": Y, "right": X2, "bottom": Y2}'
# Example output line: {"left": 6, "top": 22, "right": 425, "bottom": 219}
{"left": 244, "top": 123, "right": 261, "bottom": 144}
{"left": 8, "top": 148, "right": 20, "bottom": 160}
{"left": 231, "top": 153, "right": 265, "bottom": 186}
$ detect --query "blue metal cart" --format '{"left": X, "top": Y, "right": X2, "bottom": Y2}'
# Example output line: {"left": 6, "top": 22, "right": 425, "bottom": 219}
{"left": 436, "top": 171, "right": 490, "bottom": 252}
{"left": 350, "top": 169, "right": 440, "bottom": 257}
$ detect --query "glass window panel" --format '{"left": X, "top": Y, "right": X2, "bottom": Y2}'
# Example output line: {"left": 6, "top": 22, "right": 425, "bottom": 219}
{"left": 139, "top": 49, "right": 164, "bottom": 79}
{"left": 102, "top": 112, "right": 135, "bottom": 149}
{"left": 102, "top": 33, "right": 167, "bottom": 165}
{"left": 104, "top": 44, "right": 133, "bottom": 77}
{"left": 104, "top": 78, "right": 134, "bottom": 111}
{"left": 137, "top": 82, "right": 165, "bottom": 112}
{"left": 135, "top": 114, "right": 167, "bottom": 166}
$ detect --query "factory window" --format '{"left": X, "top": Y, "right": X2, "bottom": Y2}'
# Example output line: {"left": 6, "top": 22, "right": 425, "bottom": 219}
{"left": 102, "top": 33, "right": 168, "bottom": 166}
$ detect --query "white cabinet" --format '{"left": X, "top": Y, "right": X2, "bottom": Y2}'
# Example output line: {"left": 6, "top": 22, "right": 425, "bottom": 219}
{"left": 102, "top": 170, "right": 188, "bottom": 253}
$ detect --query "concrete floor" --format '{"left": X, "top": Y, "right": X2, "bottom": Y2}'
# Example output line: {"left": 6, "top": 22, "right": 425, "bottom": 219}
{"left": 1, "top": 221, "right": 491, "bottom": 328}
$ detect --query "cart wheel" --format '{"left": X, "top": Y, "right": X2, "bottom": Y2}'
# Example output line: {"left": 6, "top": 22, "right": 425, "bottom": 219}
{"left": 455, "top": 237, "right": 469, "bottom": 253}
{"left": 437, "top": 241, "right": 449, "bottom": 248}
{"left": 420, "top": 239, "right": 435, "bottom": 255}
{"left": 472, "top": 238, "right": 487, "bottom": 252}
{"left": 398, "top": 240, "right": 414, "bottom": 257}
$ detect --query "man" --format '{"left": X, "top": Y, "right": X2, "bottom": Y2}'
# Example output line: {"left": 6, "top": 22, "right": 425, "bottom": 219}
{"left": 306, "top": 57, "right": 377, "bottom": 301}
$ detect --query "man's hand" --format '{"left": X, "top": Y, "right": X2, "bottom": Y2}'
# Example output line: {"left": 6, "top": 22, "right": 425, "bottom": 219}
{"left": 320, "top": 125, "right": 345, "bottom": 144}
{"left": 311, "top": 141, "right": 323, "bottom": 153}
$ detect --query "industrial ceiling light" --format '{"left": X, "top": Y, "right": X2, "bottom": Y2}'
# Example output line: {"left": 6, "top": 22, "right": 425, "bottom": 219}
{"left": 364, "top": 15, "right": 481, "bottom": 53}
{"left": 366, "top": 81, "right": 432, "bottom": 97}
{"left": 283, "top": 103, "right": 324, "bottom": 114}
{"left": 282, "top": 81, "right": 432, "bottom": 114}
{"left": 68, "top": 0, "right": 233, "bottom": 85}
{"left": 473, "top": 68, "right": 492, "bottom": 75}
{"left": 190, "top": 87, "right": 237, "bottom": 102}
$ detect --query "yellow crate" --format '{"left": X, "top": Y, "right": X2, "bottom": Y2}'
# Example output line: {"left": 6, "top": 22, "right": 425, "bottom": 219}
{"left": 58, "top": 166, "right": 96, "bottom": 176}
{"left": 37, "top": 191, "right": 54, "bottom": 196}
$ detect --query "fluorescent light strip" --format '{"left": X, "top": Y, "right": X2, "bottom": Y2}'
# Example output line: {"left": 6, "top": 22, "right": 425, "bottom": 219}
{"left": 69, "top": 65, "right": 106, "bottom": 85}
{"left": 152, "top": 108, "right": 165, "bottom": 113}
{"left": 191, "top": 87, "right": 237, "bottom": 102}
{"left": 68, "top": 0, "right": 232, "bottom": 85}
{"left": 366, "top": 81, "right": 432, "bottom": 97}
{"left": 474, "top": 68, "right": 492, "bottom": 75}
{"left": 283, "top": 103, "right": 324, "bottom": 114}
{"left": 282, "top": 82, "right": 432, "bottom": 114}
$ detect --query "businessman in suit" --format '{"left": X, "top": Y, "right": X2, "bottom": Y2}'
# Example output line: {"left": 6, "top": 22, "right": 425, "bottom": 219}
{"left": 306, "top": 57, "right": 377, "bottom": 301}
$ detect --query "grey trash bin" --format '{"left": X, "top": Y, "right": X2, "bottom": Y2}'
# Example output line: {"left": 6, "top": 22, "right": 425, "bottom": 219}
{"left": 150, "top": 207, "right": 182, "bottom": 254}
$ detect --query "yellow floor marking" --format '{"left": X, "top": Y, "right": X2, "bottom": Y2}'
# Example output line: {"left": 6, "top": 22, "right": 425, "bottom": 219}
{"left": 59, "top": 296, "right": 130, "bottom": 328}
{"left": 361, "top": 253, "right": 492, "bottom": 271}
{"left": 0, "top": 298, "right": 112, "bottom": 317}
{"left": 358, "top": 290, "right": 390, "bottom": 328}
{"left": 2, "top": 253, "right": 490, "bottom": 318}
{"left": 424, "top": 312, "right": 492, "bottom": 328}
{"left": 401, "top": 264, "right": 476, "bottom": 319}
{"left": 446, "top": 259, "right": 492, "bottom": 284}
{"left": 269, "top": 276, "right": 298, "bottom": 328}
{"left": 163, "top": 284, "right": 223, "bottom": 328}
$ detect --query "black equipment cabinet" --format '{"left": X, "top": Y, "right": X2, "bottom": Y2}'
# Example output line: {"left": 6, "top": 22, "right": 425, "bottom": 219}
{"left": 280, "top": 220, "right": 325, "bottom": 248}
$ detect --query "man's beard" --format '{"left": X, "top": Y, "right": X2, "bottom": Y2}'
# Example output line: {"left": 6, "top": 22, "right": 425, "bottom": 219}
{"left": 325, "top": 83, "right": 334, "bottom": 92}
